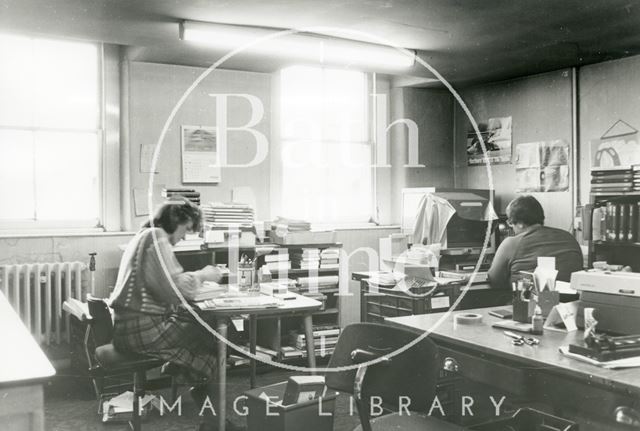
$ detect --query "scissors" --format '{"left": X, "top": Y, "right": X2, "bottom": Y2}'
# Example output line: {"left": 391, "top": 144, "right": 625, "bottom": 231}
{"left": 504, "top": 331, "right": 539, "bottom": 346}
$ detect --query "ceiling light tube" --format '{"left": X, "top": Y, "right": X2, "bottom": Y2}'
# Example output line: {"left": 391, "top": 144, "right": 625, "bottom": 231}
{"left": 179, "top": 20, "right": 415, "bottom": 70}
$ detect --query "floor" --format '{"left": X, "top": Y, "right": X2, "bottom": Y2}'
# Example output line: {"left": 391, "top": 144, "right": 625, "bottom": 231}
{"left": 44, "top": 368, "right": 360, "bottom": 431}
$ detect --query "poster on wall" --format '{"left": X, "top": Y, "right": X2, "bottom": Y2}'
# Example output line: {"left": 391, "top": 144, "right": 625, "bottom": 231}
{"left": 590, "top": 121, "right": 640, "bottom": 171}
{"left": 515, "top": 140, "right": 569, "bottom": 192}
{"left": 181, "top": 125, "right": 221, "bottom": 183}
{"left": 466, "top": 116, "right": 512, "bottom": 165}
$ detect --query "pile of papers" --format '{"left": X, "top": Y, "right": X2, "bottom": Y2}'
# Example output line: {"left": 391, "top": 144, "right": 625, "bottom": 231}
{"left": 102, "top": 391, "right": 155, "bottom": 423}
{"left": 559, "top": 346, "right": 640, "bottom": 369}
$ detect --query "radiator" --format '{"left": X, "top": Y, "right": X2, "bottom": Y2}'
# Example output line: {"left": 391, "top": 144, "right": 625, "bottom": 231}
{"left": 0, "top": 261, "right": 86, "bottom": 345}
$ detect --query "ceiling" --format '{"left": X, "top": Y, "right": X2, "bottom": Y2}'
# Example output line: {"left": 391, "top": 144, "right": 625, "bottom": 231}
{"left": 2, "top": 0, "right": 640, "bottom": 86}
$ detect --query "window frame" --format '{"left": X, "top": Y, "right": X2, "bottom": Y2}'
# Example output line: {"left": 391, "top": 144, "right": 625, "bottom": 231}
{"left": 0, "top": 35, "right": 107, "bottom": 233}
{"left": 277, "top": 66, "right": 376, "bottom": 225}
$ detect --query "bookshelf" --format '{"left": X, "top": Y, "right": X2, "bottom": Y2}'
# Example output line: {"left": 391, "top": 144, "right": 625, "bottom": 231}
{"left": 588, "top": 192, "right": 640, "bottom": 271}
{"left": 254, "top": 242, "right": 345, "bottom": 363}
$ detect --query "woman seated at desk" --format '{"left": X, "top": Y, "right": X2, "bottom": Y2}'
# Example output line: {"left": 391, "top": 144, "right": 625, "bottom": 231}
{"left": 488, "top": 195, "right": 583, "bottom": 290}
{"left": 109, "top": 197, "right": 231, "bottom": 431}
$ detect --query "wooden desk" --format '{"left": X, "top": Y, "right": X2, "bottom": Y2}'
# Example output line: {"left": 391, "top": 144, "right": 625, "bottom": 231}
{"left": 0, "top": 292, "right": 56, "bottom": 431}
{"left": 386, "top": 308, "right": 640, "bottom": 430}
{"left": 199, "top": 293, "right": 322, "bottom": 431}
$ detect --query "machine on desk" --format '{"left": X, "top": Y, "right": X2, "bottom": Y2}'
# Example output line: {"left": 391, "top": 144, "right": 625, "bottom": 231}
{"left": 571, "top": 270, "right": 640, "bottom": 334}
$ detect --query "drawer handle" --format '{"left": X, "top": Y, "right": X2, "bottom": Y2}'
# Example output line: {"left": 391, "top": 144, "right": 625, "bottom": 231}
{"left": 615, "top": 406, "right": 640, "bottom": 427}
{"left": 443, "top": 357, "right": 460, "bottom": 373}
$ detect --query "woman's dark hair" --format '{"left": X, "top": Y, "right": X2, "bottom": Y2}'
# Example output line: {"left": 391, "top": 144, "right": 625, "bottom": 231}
{"left": 506, "top": 195, "right": 545, "bottom": 227}
{"left": 143, "top": 197, "right": 202, "bottom": 234}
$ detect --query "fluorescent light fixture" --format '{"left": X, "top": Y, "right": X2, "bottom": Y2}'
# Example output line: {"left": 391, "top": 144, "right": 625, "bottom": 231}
{"left": 179, "top": 20, "right": 415, "bottom": 70}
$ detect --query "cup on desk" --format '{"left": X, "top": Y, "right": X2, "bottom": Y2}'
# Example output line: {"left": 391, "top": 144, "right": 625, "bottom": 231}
{"left": 512, "top": 292, "right": 536, "bottom": 323}
{"left": 238, "top": 263, "right": 255, "bottom": 290}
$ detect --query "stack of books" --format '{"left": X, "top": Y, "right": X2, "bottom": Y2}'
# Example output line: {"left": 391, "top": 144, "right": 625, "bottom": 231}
{"left": 202, "top": 202, "right": 255, "bottom": 228}
{"left": 173, "top": 233, "right": 204, "bottom": 251}
{"left": 293, "top": 327, "right": 340, "bottom": 358}
{"left": 291, "top": 248, "right": 320, "bottom": 269}
{"left": 272, "top": 216, "right": 312, "bottom": 234}
{"left": 280, "top": 345, "right": 305, "bottom": 360}
{"left": 296, "top": 275, "right": 339, "bottom": 292}
{"left": 263, "top": 252, "right": 291, "bottom": 272}
{"left": 162, "top": 188, "right": 201, "bottom": 206}
{"left": 591, "top": 169, "right": 634, "bottom": 193}
{"left": 320, "top": 248, "right": 340, "bottom": 269}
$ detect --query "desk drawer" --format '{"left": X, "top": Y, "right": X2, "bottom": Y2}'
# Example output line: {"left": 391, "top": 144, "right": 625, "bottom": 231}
{"left": 439, "top": 346, "right": 534, "bottom": 397}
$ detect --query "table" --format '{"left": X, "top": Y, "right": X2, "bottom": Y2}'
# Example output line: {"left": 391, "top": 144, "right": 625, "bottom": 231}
{"left": 199, "top": 293, "right": 322, "bottom": 431}
{"left": 0, "top": 292, "right": 56, "bottom": 431}
{"left": 386, "top": 307, "right": 640, "bottom": 430}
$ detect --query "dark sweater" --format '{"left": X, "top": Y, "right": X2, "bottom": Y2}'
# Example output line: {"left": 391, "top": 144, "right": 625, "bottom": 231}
{"left": 488, "top": 225, "right": 583, "bottom": 290}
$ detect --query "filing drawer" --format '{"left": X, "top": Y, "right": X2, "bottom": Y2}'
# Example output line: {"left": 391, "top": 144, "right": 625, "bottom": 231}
{"left": 438, "top": 346, "right": 534, "bottom": 397}
{"left": 360, "top": 279, "right": 461, "bottom": 322}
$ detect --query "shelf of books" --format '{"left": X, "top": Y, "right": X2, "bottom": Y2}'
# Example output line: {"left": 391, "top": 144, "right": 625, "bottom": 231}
{"left": 245, "top": 243, "right": 345, "bottom": 363}
{"left": 588, "top": 169, "right": 640, "bottom": 271}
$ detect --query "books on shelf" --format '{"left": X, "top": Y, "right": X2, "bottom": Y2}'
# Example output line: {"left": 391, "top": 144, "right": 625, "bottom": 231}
{"left": 163, "top": 188, "right": 201, "bottom": 206}
{"left": 280, "top": 346, "right": 305, "bottom": 359}
{"left": 297, "top": 275, "right": 339, "bottom": 290}
{"left": 590, "top": 169, "right": 635, "bottom": 193}
{"left": 602, "top": 201, "right": 640, "bottom": 242}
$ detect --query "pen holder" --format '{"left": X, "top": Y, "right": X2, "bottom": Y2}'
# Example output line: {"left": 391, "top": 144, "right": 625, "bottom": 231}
{"left": 512, "top": 292, "right": 536, "bottom": 323}
{"left": 238, "top": 263, "right": 255, "bottom": 290}
{"left": 537, "top": 290, "right": 559, "bottom": 318}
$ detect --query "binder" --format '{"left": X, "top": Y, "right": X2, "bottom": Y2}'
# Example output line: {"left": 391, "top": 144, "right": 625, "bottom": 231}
{"left": 629, "top": 203, "right": 638, "bottom": 242}
{"left": 620, "top": 203, "right": 630, "bottom": 242}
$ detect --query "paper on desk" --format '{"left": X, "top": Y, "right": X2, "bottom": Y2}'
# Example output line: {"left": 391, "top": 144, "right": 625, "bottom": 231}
{"left": 534, "top": 266, "right": 558, "bottom": 292}
{"left": 559, "top": 346, "right": 640, "bottom": 369}
{"left": 544, "top": 301, "right": 578, "bottom": 332}
{"left": 107, "top": 391, "right": 155, "bottom": 412}
{"left": 555, "top": 281, "right": 577, "bottom": 295}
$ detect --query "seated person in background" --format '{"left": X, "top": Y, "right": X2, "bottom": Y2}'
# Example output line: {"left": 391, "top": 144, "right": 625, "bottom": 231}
{"left": 109, "top": 197, "right": 236, "bottom": 431}
{"left": 488, "top": 195, "right": 583, "bottom": 290}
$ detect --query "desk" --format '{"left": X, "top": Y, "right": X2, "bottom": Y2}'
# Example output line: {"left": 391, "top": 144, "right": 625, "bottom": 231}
{"left": 387, "top": 308, "right": 640, "bottom": 430}
{"left": 0, "top": 292, "right": 56, "bottom": 431}
{"left": 199, "top": 293, "right": 322, "bottom": 431}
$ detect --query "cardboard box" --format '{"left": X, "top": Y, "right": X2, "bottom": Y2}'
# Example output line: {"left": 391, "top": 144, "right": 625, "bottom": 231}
{"left": 245, "top": 381, "right": 337, "bottom": 431}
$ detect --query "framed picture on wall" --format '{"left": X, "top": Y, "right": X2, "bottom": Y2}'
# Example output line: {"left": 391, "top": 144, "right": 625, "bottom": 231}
{"left": 181, "top": 125, "right": 221, "bottom": 183}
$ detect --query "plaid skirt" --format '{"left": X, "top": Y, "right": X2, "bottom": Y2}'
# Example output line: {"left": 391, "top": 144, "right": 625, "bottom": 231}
{"left": 113, "top": 312, "right": 217, "bottom": 385}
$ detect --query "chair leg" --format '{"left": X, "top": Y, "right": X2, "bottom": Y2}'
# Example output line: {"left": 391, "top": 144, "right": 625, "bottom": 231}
{"left": 131, "top": 371, "right": 145, "bottom": 431}
{"left": 171, "top": 376, "right": 179, "bottom": 403}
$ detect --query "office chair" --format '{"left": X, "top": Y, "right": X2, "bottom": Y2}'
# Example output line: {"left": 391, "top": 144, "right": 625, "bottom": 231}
{"left": 84, "top": 296, "right": 177, "bottom": 431}
{"left": 325, "top": 323, "right": 465, "bottom": 431}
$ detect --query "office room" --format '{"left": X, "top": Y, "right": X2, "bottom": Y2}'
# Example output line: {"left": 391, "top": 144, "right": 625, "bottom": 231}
{"left": 2, "top": 0, "right": 640, "bottom": 430}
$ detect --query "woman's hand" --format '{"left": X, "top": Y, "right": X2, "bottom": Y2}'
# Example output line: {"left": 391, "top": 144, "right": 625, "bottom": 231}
{"left": 197, "top": 265, "right": 223, "bottom": 283}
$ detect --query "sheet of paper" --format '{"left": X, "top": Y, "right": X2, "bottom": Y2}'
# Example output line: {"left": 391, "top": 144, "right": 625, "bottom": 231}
{"left": 544, "top": 301, "right": 578, "bottom": 332}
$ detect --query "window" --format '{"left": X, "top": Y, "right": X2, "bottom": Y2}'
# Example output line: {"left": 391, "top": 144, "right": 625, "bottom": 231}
{"left": 0, "top": 34, "right": 100, "bottom": 228}
{"left": 279, "top": 66, "right": 372, "bottom": 224}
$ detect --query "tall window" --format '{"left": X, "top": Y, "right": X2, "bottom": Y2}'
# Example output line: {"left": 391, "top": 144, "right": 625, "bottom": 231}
{"left": 0, "top": 34, "right": 100, "bottom": 228}
{"left": 280, "top": 66, "right": 371, "bottom": 224}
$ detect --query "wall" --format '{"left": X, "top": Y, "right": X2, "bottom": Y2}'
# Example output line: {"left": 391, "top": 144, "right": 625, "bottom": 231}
{"left": 128, "top": 62, "right": 272, "bottom": 226}
{"left": 0, "top": 233, "right": 133, "bottom": 298}
{"left": 453, "top": 69, "right": 574, "bottom": 230}
{"left": 578, "top": 54, "right": 640, "bottom": 207}
{"left": 389, "top": 87, "right": 455, "bottom": 223}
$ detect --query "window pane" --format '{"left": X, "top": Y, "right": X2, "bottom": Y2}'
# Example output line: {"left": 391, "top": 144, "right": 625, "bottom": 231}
{"left": 0, "top": 130, "right": 35, "bottom": 219}
{"left": 34, "top": 39, "right": 98, "bottom": 129}
{"left": 34, "top": 132, "right": 99, "bottom": 221}
{"left": 0, "top": 34, "right": 35, "bottom": 127}
{"left": 280, "top": 66, "right": 371, "bottom": 223}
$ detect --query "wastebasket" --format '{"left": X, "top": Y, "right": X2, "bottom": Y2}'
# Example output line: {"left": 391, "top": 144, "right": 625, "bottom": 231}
{"left": 469, "top": 408, "right": 579, "bottom": 431}
{"left": 244, "top": 381, "right": 338, "bottom": 431}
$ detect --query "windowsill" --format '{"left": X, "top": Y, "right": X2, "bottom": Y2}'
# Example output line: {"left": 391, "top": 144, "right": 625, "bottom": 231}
{"left": 312, "top": 223, "right": 401, "bottom": 231}
{"left": 0, "top": 229, "right": 136, "bottom": 239}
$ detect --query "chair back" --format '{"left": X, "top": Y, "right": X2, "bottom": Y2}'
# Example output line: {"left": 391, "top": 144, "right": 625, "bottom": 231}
{"left": 326, "top": 323, "right": 439, "bottom": 411}
{"left": 86, "top": 295, "right": 114, "bottom": 347}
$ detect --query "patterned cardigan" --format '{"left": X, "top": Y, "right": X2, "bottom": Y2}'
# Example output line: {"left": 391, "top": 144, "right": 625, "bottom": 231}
{"left": 109, "top": 228, "right": 200, "bottom": 318}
